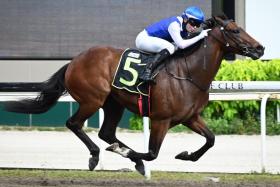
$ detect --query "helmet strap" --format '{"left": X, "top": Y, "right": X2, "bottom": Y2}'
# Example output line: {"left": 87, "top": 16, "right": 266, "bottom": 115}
{"left": 182, "top": 20, "right": 188, "bottom": 33}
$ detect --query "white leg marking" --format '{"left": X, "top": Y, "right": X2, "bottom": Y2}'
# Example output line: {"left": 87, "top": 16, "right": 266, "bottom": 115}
{"left": 107, "top": 143, "right": 131, "bottom": 157}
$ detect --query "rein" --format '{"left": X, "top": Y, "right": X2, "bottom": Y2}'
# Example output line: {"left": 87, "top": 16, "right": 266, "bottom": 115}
{"left": 165, "top": 48, "right": 210, "bottom": 92}
{"left": 164, "top": 18, "right": 245, "bottom": 92}
{"left": 208, "top": 19, "right": 250, "bottom": 56}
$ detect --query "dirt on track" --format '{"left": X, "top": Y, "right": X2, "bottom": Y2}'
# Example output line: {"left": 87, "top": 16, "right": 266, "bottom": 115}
{"left": 0, "top": 176, "right": 278, "bottom": 187}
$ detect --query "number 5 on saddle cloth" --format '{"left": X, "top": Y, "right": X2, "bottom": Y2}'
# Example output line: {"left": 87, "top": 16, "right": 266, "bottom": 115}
{"left": 112, "top": 48, "right": 158, "bottom": 117}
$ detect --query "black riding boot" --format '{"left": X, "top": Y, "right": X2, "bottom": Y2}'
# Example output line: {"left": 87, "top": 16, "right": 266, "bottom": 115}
{"left": 139, "top": 49, "right": 170, "bottom": 82}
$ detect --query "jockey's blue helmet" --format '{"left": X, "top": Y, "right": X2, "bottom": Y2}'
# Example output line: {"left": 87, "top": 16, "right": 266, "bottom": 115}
{"left": 182, "top": 6, "right": 205, "bottom": 23}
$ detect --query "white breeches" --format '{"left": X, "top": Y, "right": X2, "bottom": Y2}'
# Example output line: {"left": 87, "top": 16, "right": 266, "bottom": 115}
{"left": 135, "top": 30, "right": 176, "bottom": 54}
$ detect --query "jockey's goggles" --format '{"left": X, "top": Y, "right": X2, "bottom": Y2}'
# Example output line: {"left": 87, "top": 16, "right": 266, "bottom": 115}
{"left": 188, "top": 18, "right": 201, "bottom": 28}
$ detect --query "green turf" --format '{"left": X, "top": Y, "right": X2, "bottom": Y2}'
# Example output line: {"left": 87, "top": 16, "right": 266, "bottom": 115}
{"left": 0, "top": 169, "right": 279, "bottom": 183}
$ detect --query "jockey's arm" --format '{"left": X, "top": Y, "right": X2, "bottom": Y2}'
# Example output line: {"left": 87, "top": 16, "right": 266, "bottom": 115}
{"left": 168, "top": 22, "right": 206, "bottom": 49}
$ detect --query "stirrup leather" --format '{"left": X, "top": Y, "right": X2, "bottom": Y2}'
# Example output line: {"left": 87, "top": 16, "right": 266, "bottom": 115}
{"left": 139, "top": 68, "right": 153, "bottom": 81}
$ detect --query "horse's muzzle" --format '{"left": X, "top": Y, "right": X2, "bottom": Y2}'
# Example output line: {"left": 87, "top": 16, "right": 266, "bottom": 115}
{"left": 242, "top": 44, "right": 265, "bottom": 60}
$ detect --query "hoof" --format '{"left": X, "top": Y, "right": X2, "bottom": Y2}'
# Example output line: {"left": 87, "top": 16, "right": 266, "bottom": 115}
{"left": 175, "top": 151, "right": 191, "bottom": 160}
{"left": 175, "top": 151, "right": 198, "bottom": 161}
{"left": 89, "top": 156, "right": 99, "bottom": 171}
{"left": 135, "top": 160, "right": 145, "bottom": 176}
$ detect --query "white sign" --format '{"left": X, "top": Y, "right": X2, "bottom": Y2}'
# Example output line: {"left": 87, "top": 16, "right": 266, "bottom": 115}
{"left": 210, "top": 81, "right": 280, "bottom": 90}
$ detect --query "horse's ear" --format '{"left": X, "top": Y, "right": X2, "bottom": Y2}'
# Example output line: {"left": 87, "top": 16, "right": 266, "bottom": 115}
{"left": 203, "top": 18, "right": 215, "bottom": 29}
{"left": 214, "top": 13, "right": 229, "bottom": 21}
{"left": 211, "top": 13, "right": 230, "bottom": 26}
{"left": 219, "top": 13, "right": 229, "bottom": 20}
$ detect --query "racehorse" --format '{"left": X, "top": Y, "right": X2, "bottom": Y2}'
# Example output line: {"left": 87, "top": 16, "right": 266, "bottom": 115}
{"left": 4, "top": 15, "right": 264, "bottom": 175}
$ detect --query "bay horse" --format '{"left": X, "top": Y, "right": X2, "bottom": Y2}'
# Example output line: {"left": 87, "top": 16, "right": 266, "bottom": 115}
{"left": 4, "top": 15, "right": 264, "bottom": 175}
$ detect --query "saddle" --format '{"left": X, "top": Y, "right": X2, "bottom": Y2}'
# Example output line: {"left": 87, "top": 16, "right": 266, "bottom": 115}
{"left": 112, "top": 48, "right": 158, "bottom": 116}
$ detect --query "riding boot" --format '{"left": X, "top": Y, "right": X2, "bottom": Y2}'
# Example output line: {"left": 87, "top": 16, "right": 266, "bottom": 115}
{"left": 139, "top": 49, "right": 170, "bottom": 82}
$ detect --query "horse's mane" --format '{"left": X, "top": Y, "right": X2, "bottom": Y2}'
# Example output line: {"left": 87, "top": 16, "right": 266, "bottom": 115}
{"left": 203, "top": 14, "right": 229, "bottom": 29}
{"left": 174, "top": 40, "right": 203, "bottom": 57}
{"left": 174, "top": 14, "right": 229, "bottom": 57}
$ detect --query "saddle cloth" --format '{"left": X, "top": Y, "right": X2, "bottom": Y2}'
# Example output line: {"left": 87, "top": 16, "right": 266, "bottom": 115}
{"left": 112, "top": 48, "right": 154, "bottom": 96}
{"left": 112, "top": 48, "right": 155, "bottom": 116}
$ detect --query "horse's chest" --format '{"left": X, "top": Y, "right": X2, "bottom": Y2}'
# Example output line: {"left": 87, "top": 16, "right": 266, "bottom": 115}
{"left": 152, "top": 80, "right": 209, "bottom": 119}
{"left": 174, "top": 92, "right": 209, "bottom": 117}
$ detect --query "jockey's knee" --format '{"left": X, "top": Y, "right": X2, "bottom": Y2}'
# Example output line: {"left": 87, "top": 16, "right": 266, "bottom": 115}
{"left": 166, "top": 45, "right": 176, "bottom": 55}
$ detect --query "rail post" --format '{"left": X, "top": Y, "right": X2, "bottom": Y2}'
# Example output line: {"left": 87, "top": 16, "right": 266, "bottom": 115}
{"left": 98, "top": 109, "right": 105, "bottom": 170}
{"left": 260, "top": 94, "right": 270, "bottom": 172}
{"left": 143, "top": 116, "right": 151, "bottom": 179}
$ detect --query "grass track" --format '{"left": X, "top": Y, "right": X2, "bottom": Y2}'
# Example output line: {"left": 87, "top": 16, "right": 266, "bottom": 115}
{"left": 0, "top": 168, "right": 279, "bottom": 183}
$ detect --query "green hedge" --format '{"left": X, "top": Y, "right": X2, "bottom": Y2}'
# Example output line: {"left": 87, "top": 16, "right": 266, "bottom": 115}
{"left": 129, "top": 59, "right": 280, "bottom": 135}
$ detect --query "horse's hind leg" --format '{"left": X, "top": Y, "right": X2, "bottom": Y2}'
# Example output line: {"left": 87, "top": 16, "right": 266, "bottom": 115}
{"left": 66, "top": 104, "right": 100, "bottom": 170}
{"left": 175, "top": 114, "right": 215, "bottom": 161}
{"left": 98, "top": 95, "right": 145, "bottom": 175}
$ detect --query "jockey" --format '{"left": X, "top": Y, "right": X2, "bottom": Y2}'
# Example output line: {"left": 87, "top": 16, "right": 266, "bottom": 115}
{"left": 135, "top": 6, "right": 211, "bottom": 82}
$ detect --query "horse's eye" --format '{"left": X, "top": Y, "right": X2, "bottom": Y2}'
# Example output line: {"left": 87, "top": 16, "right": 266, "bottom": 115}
{"left": 232, "top": 29, "right": 240, "bottom": 34}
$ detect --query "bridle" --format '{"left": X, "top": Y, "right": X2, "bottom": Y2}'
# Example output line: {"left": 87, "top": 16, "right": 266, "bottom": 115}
{"left": 165, "top": 17, "right": 250, "bottom": 92}
{"left": 208, "top": 18, "right": 251, "bottom": 56}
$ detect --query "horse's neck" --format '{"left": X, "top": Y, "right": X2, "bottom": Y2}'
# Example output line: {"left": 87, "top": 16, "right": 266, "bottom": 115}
{"left": 170, "top": 37, "right": 224, "bottom": 90}
{"left": 198, "top": 37, "right": 224, "bottom": 81}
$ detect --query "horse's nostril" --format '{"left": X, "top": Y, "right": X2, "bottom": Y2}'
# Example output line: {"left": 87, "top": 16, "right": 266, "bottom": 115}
{"left": 256, "top": 45, "right": 265, "bottom": 51}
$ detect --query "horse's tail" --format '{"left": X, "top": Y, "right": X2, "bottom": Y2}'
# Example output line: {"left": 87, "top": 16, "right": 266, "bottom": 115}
{"left": 4, "top": 63, "right": 69, "bottom": 114}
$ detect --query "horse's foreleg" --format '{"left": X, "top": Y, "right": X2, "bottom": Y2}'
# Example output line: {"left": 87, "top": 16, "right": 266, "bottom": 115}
{"left": 98, "top": 95, "right": 145, "bottom": 175}
{"left": 175, "top": 115, "right": 215, "bottom": 161}
{"left": 66, "top": 104, "right": 100, "bottom": 171}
